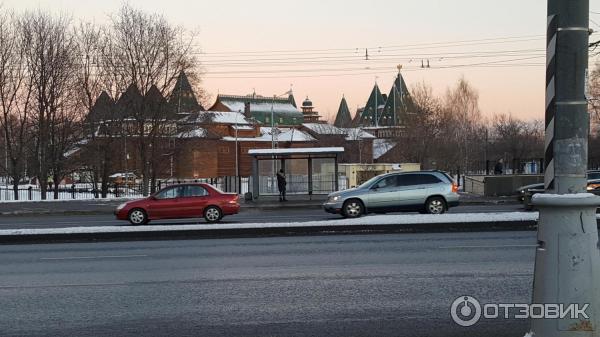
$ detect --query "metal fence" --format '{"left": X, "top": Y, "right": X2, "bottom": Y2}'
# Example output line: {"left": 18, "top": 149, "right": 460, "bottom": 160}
{"left": 0, "top": 177, "right": 252, "bottom": 201}
{"left": 158, "top": 177, "right": 251, "bottom": 194}
{"left": 258, "top": 175, "right": 347, "bottom": 196}
{"left": 0, "top": 184, "right": 145, "bottom": 201}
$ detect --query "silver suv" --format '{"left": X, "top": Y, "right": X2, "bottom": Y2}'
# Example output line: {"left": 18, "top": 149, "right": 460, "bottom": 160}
{"left": 323, "top": 171, "right": 460, "bottom": 218}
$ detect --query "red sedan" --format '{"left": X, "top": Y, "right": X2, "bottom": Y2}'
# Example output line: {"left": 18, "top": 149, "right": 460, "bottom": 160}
{"left": 115, "top": 183, "right": 240, "bottom": 225}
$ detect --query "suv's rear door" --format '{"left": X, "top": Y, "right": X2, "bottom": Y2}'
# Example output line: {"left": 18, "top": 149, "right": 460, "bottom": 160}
{"left": 394, "top": 173, "right": 429, "bottom": 207}
{"left": 418, "top": 174, "right": 445, "bottom": 201}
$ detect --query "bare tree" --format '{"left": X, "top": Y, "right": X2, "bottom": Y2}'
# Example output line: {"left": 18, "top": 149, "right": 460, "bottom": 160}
{"left": 0, "top": 9, "right": 34, "bottom": 199}
{"left": 74, "top": 22, "right": 121, "bottom": 198}
{"left": 490, "top": 113, "right": 544, "bottom": 172}
{"left": 440, "top": 78, "right": 485, "bottom": 172}
{"left": 19, "top": 10, "right": 79, "bottom": 199}
{"left": 106, "top": 4, "right": 199, "bottom": 195}
{"left": 399, "top": 82, "right": 444, "bottom": 167}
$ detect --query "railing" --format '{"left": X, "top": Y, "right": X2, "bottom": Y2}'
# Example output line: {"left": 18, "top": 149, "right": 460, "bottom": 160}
{"left": 158, "top": 177, "right": 251, "bottom": 194}
{"left": 0, "top": 183, "right": 144, "bottom": 201}
{"left": 258, "top": 174, "right": 347, "bottom": 195}
{"left": 0, "top": 177, "right": 252, "bottom": 201}
{"left": 463, "top": 176, "right": 486, "bottom": 195}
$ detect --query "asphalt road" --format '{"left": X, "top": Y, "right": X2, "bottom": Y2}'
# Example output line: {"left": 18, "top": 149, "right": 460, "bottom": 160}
{"left": 0, "top": 231, "right": 535, "bottom": 337}
{"left": 0, "top": 204, "right": 524, "bottom": 230}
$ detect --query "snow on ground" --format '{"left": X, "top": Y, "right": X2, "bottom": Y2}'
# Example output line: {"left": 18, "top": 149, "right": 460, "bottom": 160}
{"left": 533, "top": 193, "right": 598, "bottom": 199}
{"left": 0, "top": 212, "right": 539, "bottom": 236}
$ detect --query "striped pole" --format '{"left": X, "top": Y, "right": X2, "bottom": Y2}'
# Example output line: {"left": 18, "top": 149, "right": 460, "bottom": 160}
{"left": 543, "top": 1, "right": 590, "bottom": 194}
{"left": 544, "top": 14, "right": 558, "bottom": 191}
{"left": 530, "top": 1, "right": 600, "bottom": 336}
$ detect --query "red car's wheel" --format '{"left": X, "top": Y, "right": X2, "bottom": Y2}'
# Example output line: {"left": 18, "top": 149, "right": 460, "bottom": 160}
{"left": 204, "top": 206, "right": 222, "bottom": 223}
{"left": 128, "top": 208, "right": 148, "bottom": 225}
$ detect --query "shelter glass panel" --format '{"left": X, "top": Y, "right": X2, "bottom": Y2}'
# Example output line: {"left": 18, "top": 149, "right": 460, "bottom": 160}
{"left": 312, "top": 158, "right": 336, "bottom": 194}
{"left": 285, "top": 159, "right": 309, "bottom": 194}
{"left": 258, "top": 159, "right": 282, "bottom": 195}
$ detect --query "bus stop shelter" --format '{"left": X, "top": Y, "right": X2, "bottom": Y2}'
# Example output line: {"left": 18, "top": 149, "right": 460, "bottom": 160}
{"left": 248, "top": 147, "right": 344, "bottom": 199}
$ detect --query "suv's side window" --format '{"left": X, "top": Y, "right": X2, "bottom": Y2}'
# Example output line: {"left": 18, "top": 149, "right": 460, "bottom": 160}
{"left": 373, "top": 176, "right": 398, "bottom": 189}
{"left": 418, "top": 174, "right": 442, "bottom": 185}
{"left": 397, "top": 173, "right": 442, "bottom": 187}
{"left": 397, "top": 174, "right": 420, "bottom": 187}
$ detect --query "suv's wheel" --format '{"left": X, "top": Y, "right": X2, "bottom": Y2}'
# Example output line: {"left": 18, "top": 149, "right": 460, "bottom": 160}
{"left": 425, "top": 197, "right": 446, "bottom": 214}
{"left": 342, "top": 199, "right": 364, "bottom": 218}
{"left": 204, "top": 206, "right": 222, "bottom": 223}
{"left": 128, "top": 208, "right": 148, "bottom": 225}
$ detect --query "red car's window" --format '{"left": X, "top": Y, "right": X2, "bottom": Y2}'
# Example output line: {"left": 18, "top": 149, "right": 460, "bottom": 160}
{"left": 156, "top": 186, "right": 181, "bottom": 199}
{"left": 182, "top": 185, "right": 208, "bottom": 197}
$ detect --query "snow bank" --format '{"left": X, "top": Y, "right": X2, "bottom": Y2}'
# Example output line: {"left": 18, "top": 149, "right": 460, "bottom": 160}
{"left": 0, "top": 212, "right": 539, "bottom": 236}
{"left": 533, "top": 193, "right": 597, "bottom": 200}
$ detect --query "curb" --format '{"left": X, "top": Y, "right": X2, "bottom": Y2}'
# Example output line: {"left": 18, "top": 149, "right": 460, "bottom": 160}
{"left": 0, "top": 200, "right": 524, "bottom": 216}
{"left": 0, "top": 220, "right": 539, "bottom": 245}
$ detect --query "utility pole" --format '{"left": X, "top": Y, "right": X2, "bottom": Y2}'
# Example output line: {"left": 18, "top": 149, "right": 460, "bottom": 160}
{"left": 529, "top": 0, "right": 600, "bottom": 336}
{"left": 235, "top": 111, "right": 240, "bottom": 195}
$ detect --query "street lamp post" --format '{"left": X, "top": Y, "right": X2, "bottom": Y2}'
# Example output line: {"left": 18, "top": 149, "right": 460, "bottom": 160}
{"left": 271, "top": 96, "right": 275, "bottom": 151}
{"left": 269, "top": 92, "right": 289, "bottom": 193}
{"left": 235, "top": 111, "right": 240, "bottom": 194}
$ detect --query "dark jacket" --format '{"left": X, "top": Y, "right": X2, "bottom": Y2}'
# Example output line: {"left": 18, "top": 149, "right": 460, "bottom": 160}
{"left": 494, "top": 162, "right": 503, "bottom": 175}
{"left": 277, "top": 172, "right": 287, "bottom": 190}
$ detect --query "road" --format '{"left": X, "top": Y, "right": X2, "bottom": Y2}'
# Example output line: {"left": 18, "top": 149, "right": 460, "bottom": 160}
{"left": 0, "top": 231, "right": 535, "bottom": 337}
{"left": 0, "top": 204, "right": 524, "bottom": 229}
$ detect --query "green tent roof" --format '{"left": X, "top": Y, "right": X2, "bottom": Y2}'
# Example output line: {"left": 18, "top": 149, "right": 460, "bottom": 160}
{"left": 334, "top": 96, "right": 353, "bottom": 128}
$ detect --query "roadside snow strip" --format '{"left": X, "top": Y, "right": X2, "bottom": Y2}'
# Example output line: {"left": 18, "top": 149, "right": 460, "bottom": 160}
{"left": 0, "top": 212, "right": 539, "bottom": 236}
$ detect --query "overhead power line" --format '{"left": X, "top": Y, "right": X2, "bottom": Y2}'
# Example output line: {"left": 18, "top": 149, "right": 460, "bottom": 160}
{"left": 197, "top": 34, "right": 546, "bottom": 56}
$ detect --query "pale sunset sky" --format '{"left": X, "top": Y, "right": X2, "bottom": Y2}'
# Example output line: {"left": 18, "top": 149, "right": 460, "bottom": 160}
{"left": 4, "top": 0, "right": 600, "bottom": 121}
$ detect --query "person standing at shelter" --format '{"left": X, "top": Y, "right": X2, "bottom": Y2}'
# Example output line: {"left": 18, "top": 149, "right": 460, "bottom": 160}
{"left": 494, "top": 159, "right": 504, "bottom": 175}
{"left": 277, "top": 169, "right": 287, "bottom": 202}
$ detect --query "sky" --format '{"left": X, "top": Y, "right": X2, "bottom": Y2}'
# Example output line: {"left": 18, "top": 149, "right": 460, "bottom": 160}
{"left": 3, "top": 0, "right": 600, "bottom": 122}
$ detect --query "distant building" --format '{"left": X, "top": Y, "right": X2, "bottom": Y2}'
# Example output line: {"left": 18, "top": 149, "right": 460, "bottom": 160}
{"left": 378, "top": 71, "right": 415, "bottom": 127}
{"left": 354, "top": 83, "right": 385, "bottom": 127}
{"left": 300, "top": 96, "right": 324, "bottom": 123}
{"left": 333, "top": 96, "right": 353, "bottom": 128}
{"left": 76, "top": 75, "right": 402, "bottom": 183}
{"left": 209, "top": 92, "right": 303, "bottom": 126}
{"left": 169, "top": 71, "right": 203, "bottom": 117}
{"left": 300, "top": 123, "right": 375, "bottom": 163}
{"left": 352, "top": 69, "right": 416, "bottom": 138}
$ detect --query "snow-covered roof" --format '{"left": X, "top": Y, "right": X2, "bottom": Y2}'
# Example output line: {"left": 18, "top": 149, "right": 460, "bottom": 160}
{"left": 63, "top": 147, "right": 81, "bottom": 158}
{"left": 222, "top": 100, "right": 300, "bottom": 116}
{"left": 109, "top": 172, "right": 137, "bottom": 178}
{"left": 62, "top": 138, "right": 92, "bottom": 158}
{"left": 181, "top": 111, "right": 252, "bottom": 125}
{"left": 176, "top": 128, "right": 208, "bottom": 138}
{"left": 248, "top": 147, "right": 345, "bottom": 156}
{"left": 223, "top": 127, "right": 315, "bottom": 142}
{"left": 302, "top": 123, "right": 346, "bottom": 135}
{"left": 209, "top": 111, "right": 251, "bottom": 125}
{"left": 373, "top": 139, "right": 397, "bottom": 160}
{"left": 343, "top": 128, "right": 377, "bottom": 140}
{"left": 231, "top": 125, "right": 255, "bottom": 130}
